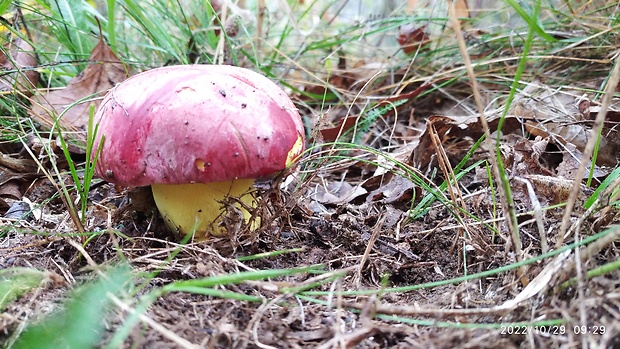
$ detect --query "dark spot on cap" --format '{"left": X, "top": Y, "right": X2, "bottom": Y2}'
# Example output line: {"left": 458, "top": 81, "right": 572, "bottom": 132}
{"left": 219, "top": 89, "right": 227, "bottom": 97}
{"left": 241, "top": 103, "right": 247, "bottom": 108}
{"left": 184, "top": 120, "right": 189, "bottom": 125}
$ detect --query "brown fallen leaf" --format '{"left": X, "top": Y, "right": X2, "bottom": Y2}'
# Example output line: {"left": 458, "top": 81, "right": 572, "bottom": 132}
{"left": 30, "top": 33, "right": 130, "bottom": 141}
{"left": 398, "top": 24, "right": 430, "bottom": 55}
{"left": 0, "top": 179, "right": 22, "bottom": 201}
{"left": 411, "top": 114, "right": 525, "bottom": 172}
{"left": 0, "top": 36, "right": 39, "bottom": 95}
{"left": 520, "top": 174, "right": 594, "bottom": 207}
{"left": 496, "top": 136, "right": 554, "bottom": 178}
{"left": 555, "top": 142, "right": 609, "bottom": 180}
{"left": 586, "top": 104, "right": 620, "bottom": 167}
{"left": 0, "top": 164, "right": 40, "bottom": 216}
{"left": 0, "top": 151, "right": 38, "bottom": 173}
{"left": 365, "top": 173, "right": 416, "bottom": 204}
{"left": 510, "top": 82, "right": 619, "bottom": 167}
{"left": 310, "top": 181, "right": 367, "bottom": 205}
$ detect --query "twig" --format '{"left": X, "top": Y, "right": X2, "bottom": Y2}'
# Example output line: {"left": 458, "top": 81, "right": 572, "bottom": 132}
{"left": 355, "top": 213, "right": 385, "bottom": 286}
{"left": 514, "top": 177, "right": 548, "bottom": 254}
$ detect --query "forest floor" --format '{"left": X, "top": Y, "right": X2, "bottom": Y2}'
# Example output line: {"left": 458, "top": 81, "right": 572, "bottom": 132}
{"left": 1, "top": 1, "right": 620, "bottom": 348}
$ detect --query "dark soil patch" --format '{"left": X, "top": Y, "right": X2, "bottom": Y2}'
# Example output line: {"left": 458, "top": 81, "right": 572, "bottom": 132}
{"left": 2, "top": 172, "right": 619, "bottom": 348}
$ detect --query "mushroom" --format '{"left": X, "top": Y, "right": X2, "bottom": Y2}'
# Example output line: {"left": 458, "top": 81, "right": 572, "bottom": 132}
{"left": 92, "top": 65, "right": 305, "bottom": 238}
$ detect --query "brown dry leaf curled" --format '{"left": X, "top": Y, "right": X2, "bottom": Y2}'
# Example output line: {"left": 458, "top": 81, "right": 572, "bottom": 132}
{"left": 411, "top": 114, "right": 524, "bottom": 171}
{"left": 0, "top": 36, "right": 39, "bottom": 95}
{"left": 398, "top": 24, "right": 430, "bottom": 55}
{"left": 512, "top": 82, "right": 620, "bottom": 168}
{"left": 311, "top": 181, "right": 367, "bottom": 205}
{"left": 30, "top": 35, "right": 130, "bottom": 140}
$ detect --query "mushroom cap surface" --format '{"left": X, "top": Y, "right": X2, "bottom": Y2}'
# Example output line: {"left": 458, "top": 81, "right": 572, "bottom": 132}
{"left": 93, "top": 65, "right": 305, "bottom": 187}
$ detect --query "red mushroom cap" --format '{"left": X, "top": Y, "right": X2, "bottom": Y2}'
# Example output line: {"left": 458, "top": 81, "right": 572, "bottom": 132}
{"left": 92, "top": 65, "right": 305, "bottom": 187}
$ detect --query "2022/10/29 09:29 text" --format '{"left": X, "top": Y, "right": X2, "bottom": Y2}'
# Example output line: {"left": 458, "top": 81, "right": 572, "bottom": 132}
{"left": 501, "top": 325, "right": 606, "bottom": 335}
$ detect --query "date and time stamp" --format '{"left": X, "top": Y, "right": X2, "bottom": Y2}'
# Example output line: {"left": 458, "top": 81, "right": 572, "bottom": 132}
{"left": 500, "top": 325, "right": 606, "bottom": 336}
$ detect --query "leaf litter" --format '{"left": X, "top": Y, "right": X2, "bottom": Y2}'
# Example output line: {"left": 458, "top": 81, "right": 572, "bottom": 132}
{"left": 1, "top": 1, "right": 620, "bottom": 348}
{"left": 0, "top": 36, "right": 38, "bottom": 96}
{"left": 29, "top": 31, "right": 130, "bottom": 144}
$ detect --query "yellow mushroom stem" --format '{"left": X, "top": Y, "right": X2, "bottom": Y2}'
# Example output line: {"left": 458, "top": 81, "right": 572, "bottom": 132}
{"left": 151, "top": 178, "right": 259, "bottom": 239}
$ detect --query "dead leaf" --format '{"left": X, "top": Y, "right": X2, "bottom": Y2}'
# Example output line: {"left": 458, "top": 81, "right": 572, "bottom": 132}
{"left": 398, "top": 24, "right": 430, "bottom": 55}
{"left": 0, "top": 151, "right": 38, "bottom": 173}
{"left": 289, "top": 328, "right": 332, "bottom": 342}
{"left": 556, "top": 142, "right": 609, "bottom": 180}
{"left": 587, "top": 105, "right": 620, "bottom": 167}
{"left": 520, "top": 174, "right": 594, "bottom": 206}
{"left": 311, "top": 181, "right": 367, "bottom": 205}
{"left": 0, "top": 179, "right": 22, "bottom": 201}
{"left": 511, "top": 82, "right": 619, "bottom": 167}
{"left": 495, "top": 136, "right": 554, "bottom": 178}
{"left": 0, "top": 36, "right": 39, "bottom": 95}
{"left": 365, "top": 173, "right": 416, "bottom": 204}
{"left": 3, "top": 200, "right": 31, "bottom": 220}
{"left": 30, "top": 34, "right": 130, "bottom": 140}
{"left": 0, "top": 167, "right": 37, "bottom": 215}
{"left": 411, "top": 114, "right": 525, "bottom": 172}
{"left": 500, "top": 250, "right": 571, "bottom": 309}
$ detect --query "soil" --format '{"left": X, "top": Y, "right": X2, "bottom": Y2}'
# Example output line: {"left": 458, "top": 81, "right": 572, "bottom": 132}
{"left": 1, "top": 157, "right": 619, "bottom": 349}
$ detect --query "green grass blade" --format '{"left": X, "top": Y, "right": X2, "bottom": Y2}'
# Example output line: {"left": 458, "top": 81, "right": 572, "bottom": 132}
{"left": 585, "top": 166, "right": 620, "bottom": 209}
{"left": 106, "top": 0, "right": 117, "bottom": 49}
{"left": 161, "top": 264, "right": 324, "bottom": 291}
{"left": 503, "top": 0, "right": 557, "bottom": 42}
{"left": 165, "top": 286, "right": 262, "bottom": 302}
{"left": 0, "top": 268, "right": 50, "bottom": 312}
{"left": 0, "top": 0, "right": 11, "bottom": 14}
{"left": 120, "top": 0, "right": 184, "bottom": 62}
{"left": 49, "top": 0, "right": 91, "bottom": 56}
{"left": 236, "top": 248, "right": 305, "bottom": 261}
{"left": 13, "top": 265, "right": 132, "bottom": 349}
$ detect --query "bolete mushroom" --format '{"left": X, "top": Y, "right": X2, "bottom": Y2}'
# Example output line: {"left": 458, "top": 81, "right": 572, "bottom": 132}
{"left": 92, "top": 65, "right": 305, "bottom": 238}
